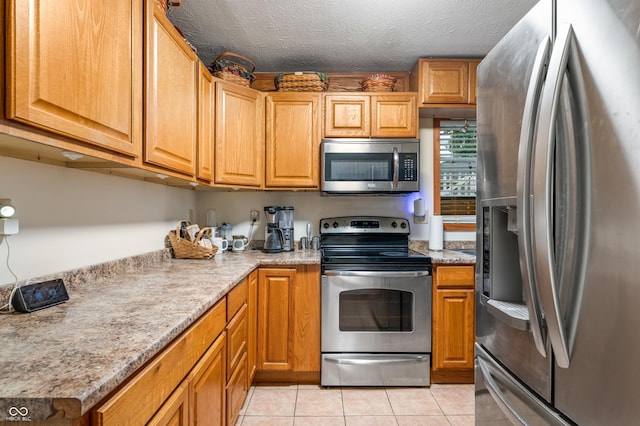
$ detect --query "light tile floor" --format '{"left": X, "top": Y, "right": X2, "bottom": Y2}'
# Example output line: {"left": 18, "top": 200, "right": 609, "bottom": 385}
{"left": 235, "top": 383, "right": 474, "bottom": 425}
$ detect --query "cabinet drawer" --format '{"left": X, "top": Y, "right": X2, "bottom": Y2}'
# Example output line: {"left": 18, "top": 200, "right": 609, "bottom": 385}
{"left": 226, "top": 352, "right": 248, "bottom": 426}
{"left": 226, "top": 303, "right": 248, "bottom": 380}
{"left": 227, "top": 278, "right": 248, "bottom": 321}
{"left": 435, "top": 265, "right": 475, "bottom": 288}
{"left": 93, "top": 299, "right": 226, "bottom": 425}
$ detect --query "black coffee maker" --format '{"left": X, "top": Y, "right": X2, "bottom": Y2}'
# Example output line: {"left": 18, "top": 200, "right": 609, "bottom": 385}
{"left": 263, "top": 206, "right": 284, "bottom": 253}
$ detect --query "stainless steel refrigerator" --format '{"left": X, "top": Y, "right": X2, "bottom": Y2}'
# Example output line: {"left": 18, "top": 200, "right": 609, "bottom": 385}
{"left": 475, "top": 0, "right": 640, "bottom": 424}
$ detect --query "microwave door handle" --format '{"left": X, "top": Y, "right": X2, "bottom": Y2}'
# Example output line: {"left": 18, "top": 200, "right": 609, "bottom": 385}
{"left": 392, "top": 146, "right": 399, "bottom": 189}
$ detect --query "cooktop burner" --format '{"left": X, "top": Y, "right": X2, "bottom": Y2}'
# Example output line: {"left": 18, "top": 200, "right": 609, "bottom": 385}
{"left": 320, "top": 216, "right": 432, "bottom": 272}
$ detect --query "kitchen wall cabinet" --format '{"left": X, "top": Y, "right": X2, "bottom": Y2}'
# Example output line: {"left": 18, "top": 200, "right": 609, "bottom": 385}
{"left": 215, "top": 81, "right": 264, "bottom": 188}
{"left": 432, "top": 264, "right": 475, "bottom": 384}
{"left": 265, "top": 93, "right": 322, "bottom": 189}
{"left": 410, "top": 59, "right": 481, "bottom": 107}
{"left": 144, "top": 1, "right": 197, "bottom": 176}
{"left": 197, "top": 64, "right": 215, "bottom": 182}
{"left": 6, "top": 0, "right": 143, "bottom": 157}
{"left": 324, "top": 93, "right": 418, "bottom": 138}
{"left": 256, "top": 265, "right": 321, "bottom": 383}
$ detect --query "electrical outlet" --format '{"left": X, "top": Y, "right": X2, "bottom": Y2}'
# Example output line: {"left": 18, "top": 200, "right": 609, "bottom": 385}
{"left": 250, "top": 210, "right": 259, "bottom": 223}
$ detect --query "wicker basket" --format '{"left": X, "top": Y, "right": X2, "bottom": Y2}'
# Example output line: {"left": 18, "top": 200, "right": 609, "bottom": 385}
{"left": 210, "top": 51, "right": 255, "bottom": 87}
{"left": 360, "top": 74, "right": 397, "bottom": 92}
{"left": 275, "top": 72, "right": 329, "bottom": 92}
{"left": 167, "top": 221, "right": 217, "bottom": 259}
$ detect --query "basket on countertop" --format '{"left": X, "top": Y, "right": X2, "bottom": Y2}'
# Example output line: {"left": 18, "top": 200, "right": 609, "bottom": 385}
{"left": 166, "top": 220, "right": 217, "bottom": 259}
{"left": 360, "top": 74, "right": 397, "bottom": 92}
{"left": 275, "top": 72, "right": 329, "bottom": 92}
{"left": 210, "top": 51, "right": 256, "bottom": 87}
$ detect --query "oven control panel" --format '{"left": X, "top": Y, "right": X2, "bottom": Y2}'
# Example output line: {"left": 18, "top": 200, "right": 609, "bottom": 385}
{"left": 320, "top": 216, "right": 410, "bottom": 234}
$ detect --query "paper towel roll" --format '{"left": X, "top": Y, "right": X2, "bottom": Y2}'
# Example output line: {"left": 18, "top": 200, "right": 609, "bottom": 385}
{"left": 430, "top": 215, "right": 444, "bottom": 251}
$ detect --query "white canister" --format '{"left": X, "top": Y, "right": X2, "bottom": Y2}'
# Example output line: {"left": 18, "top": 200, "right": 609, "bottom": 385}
{"left": 429, "top": 215, "right": 444, "bottom": 251}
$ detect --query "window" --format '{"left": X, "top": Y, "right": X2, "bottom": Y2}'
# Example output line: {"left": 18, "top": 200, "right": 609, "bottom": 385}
{"left": 434, "top": 119, "right": 477, "bottom": 229}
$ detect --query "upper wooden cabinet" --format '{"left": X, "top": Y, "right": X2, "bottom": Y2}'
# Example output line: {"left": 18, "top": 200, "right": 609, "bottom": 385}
{"left": 144, "top": 2, "right": 197, "bottom": 176}
{"left": 197, "top": 64, "right": 215, "bottom": 182}
{"left": 215, "top": 81, "right": 264, "bottom": 188}
{"left": 410, "top": 59, "right": 481, "bottom": 106}
{"left": 265, "top": 93, "right": 322, "bottom": 189}
{"left": 324, "top": 93, "right": 418, "bottom": 138}
{"left": 6, "top": 0, "right": 143, "bottom": 157}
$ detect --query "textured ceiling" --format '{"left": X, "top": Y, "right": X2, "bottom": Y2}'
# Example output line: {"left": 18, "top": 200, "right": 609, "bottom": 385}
{"left": 167, "top": 0, "right": 538, "bottom": 73}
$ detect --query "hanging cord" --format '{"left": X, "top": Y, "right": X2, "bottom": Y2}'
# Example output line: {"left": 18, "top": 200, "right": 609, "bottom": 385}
{"left": 0, "top": 236, "right": 19, "bottom": 314}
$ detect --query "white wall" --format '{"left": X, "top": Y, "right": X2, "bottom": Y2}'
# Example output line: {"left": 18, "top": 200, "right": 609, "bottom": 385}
{"left": 0, "top": 118, "right": 473, "bottom": 286}
{"left": 197, "top": 118, "right": 475, "bottom": 243}
{"left": 0, "top": 157, "right": 197, "bottom": 285}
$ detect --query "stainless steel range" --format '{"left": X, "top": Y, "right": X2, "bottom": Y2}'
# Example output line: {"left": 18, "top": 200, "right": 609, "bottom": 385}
{"left": 320, "top": 216, "right": 432, "bottom": 387}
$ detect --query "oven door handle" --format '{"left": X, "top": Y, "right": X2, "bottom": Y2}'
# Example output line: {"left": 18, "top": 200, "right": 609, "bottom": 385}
{"left": 324, "top": 354, "right": 429, "bottom": 365}
{"left": 323, "top": 270, "right": 430, "bottom": 278}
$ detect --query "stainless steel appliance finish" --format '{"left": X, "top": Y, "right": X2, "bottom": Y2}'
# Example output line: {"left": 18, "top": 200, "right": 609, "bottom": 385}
{"left": 476, "top": 0, "right": 640, "bottom": 424}
{"left": 321, "top": 139, "right": 419, "bottom": 194}
{"left": 320, "top": 216, "right": 432, "bottom": 387}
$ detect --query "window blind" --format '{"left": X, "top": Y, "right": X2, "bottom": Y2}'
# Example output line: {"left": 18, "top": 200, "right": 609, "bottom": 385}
{"left": 439, "top": 120, "right": 477, "bottom": 216}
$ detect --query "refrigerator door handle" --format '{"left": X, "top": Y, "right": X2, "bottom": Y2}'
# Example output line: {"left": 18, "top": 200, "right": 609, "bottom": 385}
{"left": 516, "top": 37, "right": 551, "bottom": 357}
{"left": 477, "top": 355, "right": 528, "bottom": 425}
{"left": 532, "top": 24, "right": 590, "bottom": 369}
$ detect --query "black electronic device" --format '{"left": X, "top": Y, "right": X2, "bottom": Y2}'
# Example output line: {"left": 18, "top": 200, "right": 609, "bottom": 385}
{"left": 11, "top": 278, "right": 69, "bottom": 313}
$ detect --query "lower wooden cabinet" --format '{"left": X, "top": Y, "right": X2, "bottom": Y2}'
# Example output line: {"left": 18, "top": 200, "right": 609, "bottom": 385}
{"left": 92, "top": 299, "right": 227, "bottom": 425}
{"left": 256, "top": 265, "right": 321, "bottom": 383}
{"left": 432, "top": 264, "right": 475, "bottom": 384}
{"left": 92, "top": 265, "right": 314, "bottom": 425}
{"left": 189, "top": 332, "right": 226, "bottom": 426}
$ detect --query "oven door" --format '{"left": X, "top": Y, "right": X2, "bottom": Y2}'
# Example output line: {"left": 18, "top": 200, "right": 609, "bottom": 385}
{"left": 321, "top": 270, "right": 431, "bottom": 353}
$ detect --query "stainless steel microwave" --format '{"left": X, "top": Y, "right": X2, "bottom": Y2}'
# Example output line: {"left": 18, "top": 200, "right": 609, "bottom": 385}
{"left": 321, "top": 138, "right": 420, "bottom": 194}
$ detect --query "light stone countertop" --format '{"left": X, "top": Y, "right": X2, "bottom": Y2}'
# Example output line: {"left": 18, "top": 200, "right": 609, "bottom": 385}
{"left": 0, "top": 245, "right": 474, "bottom": 421}
{"left": 0, "top": 249, "right": 319, "bottom": 421}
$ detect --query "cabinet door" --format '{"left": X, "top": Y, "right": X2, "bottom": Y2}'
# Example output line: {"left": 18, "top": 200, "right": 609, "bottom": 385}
{"left": 197, "top": 64, "right": 215, "bottom": 182}
{"left": 291, "top": 265, "right": 321, "bottom": 374}
{"left": 147, "top": 381, "right": 189, "bottom": 426}
{"left": 189, "top": 332, "right": 226, "bottom": 426}
{"left": 226, "top": 304, "right": 248, "bottom": 381}
{"left": 215, "top": 82, "right": 264, "bottom": 187}
{"left": 420, "top": 60, "right": 469, "bottom": 104}
{"left": 257, "top": 268, "right": 296, "bottom": 371}
{"left": 265, "top": 93, "right": 321, "bottom": 188}
{"left": 469, "top": 60, "right": 481, "bottom": 105}
{"left": 226, "top": 353, "right": 248, "bottom": 426}
{"left": 145, "top": 1, "right": 197, "bottom": 175}
{"left": 371, "top": 94, "right": 418, "bottom": 138}
{"left": 247, "top": 270, "right": 258, "bottom": 386}
{"left": 7, "top": 0, "right": 142, "bottom": 156}
{"left": 433, "top": 288, "right": 475, "bottom": 370}
{"left": 324, "top": 95, "right": 370, "bottom": 137}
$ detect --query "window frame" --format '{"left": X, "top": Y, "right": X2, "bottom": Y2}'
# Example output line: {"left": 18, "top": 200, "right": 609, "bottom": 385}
{"left": 433, "top": 118, "right": 476, "bottom": 231}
